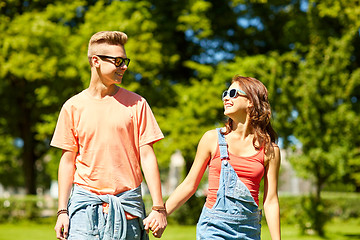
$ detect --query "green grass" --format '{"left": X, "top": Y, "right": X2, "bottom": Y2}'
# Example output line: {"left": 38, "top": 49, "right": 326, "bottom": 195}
{"left": 0, "top": 219, "right": 359, "bottom": 240}
{"left": 152, "top": 219, "right": 360, "bottom": 240}
{"left": 260, "top": 219, "right": 360, "bottom": 240}
{"left": 150, "top": 225, "right": 196, "bottom": 240}
{"left": 0, "top": 220, "right": 54, "bottom": 240}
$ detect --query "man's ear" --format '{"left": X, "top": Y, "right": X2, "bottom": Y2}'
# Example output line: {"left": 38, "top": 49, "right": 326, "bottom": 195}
{"left": 92, "top": 55, "right": 100, "bottom": 67}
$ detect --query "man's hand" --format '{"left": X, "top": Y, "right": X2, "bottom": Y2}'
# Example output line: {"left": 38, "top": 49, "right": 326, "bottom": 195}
{"left": 54, "top": 214, "right": 70, "bottom": 240}
{"left": 143, "top": 210, "right": 167, "bottom": 238}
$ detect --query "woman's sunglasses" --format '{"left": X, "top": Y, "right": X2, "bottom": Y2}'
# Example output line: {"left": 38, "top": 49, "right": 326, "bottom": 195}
{"left": 96, "top": 55, "right": 130, "bottom": 67}
{"left": 222, "top": 88, "right": 247, "bottom": 100}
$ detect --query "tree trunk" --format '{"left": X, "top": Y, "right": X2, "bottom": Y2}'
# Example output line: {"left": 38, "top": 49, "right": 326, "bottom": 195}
{"left": 21, "top": 115, "right": 37, "bottom": 195}
{"left": 23, "top": 140, "right": 37, "bottom": 195}
{"left": 313, "top": 175, "right": 325, "bottom": 237}
{"left": 17, "top": 85, "right": 37, "bottom": 195}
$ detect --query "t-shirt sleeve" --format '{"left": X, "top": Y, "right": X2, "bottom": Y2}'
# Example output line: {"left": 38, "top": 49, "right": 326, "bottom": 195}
{"left": 50, "top": 102, "right": 79, "bottom": 152}
{"left": 137, "top": 99, "right": 164, "bottom": 147}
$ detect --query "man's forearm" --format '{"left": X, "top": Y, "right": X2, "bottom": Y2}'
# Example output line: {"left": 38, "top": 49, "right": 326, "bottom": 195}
{"left": 57, "top": 151, "right": 76, "bottom": 210}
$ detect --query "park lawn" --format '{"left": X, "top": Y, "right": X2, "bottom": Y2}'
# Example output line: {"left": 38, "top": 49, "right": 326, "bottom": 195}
{"left": 0, "top": 219, "right": 359, "bottom": 240}
{"left": 260, "top": 219, "right": 360, "bottom": 240}
{"left": 153, "top": 219, "right": 360, "bottom": 240}
{"left": 0, "top": 220, "right": 54, "bottom": 240}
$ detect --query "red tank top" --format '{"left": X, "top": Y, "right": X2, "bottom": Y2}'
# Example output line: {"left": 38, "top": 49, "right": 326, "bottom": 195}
{"left": 205, "top": 145, "right": 265, "bottom": 208}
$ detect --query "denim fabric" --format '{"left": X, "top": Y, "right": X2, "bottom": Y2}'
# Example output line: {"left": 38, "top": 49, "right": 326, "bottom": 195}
{"left": 67, "top": 185, "right": 148, "bottom": 240}
{"left": 196, "top": 128, "right": 262, "bottom": 240}
{"left": 69, "top": 208, "right": 142, "bottom": 240}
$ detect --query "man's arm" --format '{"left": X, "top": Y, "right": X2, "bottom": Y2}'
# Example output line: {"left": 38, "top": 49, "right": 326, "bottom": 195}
{"left": 54, "top": 150, "right": 76, "bottom": 240}
{"left": 140, "top": 143, "right": 167, "bottom": 238}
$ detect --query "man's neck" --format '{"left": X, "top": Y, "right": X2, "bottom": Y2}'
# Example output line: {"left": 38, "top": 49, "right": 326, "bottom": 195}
{"left": 87, "top": 81, "right": 119, "bottom": 99}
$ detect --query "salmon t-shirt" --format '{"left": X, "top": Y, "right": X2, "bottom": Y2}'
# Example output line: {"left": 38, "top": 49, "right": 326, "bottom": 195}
{"left": 50, "top": 88, "right": 164, "bottom": 195}
{"left": 205, "top": 145, "right": 265, "bottom": 208}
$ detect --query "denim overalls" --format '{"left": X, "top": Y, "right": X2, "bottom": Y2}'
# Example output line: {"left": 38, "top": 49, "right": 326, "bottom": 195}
{"left": 196, "top": 128, "right": 262, "bottom": 240}
{"left": 67, "top": 185, "right": 148, "bottom": 240}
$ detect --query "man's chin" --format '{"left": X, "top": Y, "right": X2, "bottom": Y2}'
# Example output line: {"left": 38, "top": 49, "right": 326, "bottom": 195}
{"left": 114, "top": 78, "right": 122, "bottom": 84}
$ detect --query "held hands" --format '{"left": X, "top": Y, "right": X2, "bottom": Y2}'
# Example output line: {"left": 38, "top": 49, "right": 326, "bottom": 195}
{"left": 143, "top": 206, "right": 167, "bottom": 238}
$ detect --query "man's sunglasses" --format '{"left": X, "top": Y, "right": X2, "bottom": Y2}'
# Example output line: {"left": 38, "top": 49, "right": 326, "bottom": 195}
{"left": 96, "top": 55, "right": 130, "bottom": 67}
{"left": 222, "top": 88, "right": 247, "bottom": 100}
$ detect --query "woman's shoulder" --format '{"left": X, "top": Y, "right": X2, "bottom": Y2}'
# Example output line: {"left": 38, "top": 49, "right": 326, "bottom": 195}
{"left": 271, "top": 142, "right": 280, "bottom": 149}
{"left": 201, "top": 129, "right": 219, "bottom": 141}
{"left": 264, "top": 142, "right": 281, "bottom": 166}
{"left": 198, "top": 129, "right": 219, "bottom": 158}
{"left": 198, "top": 129, "right": 219, "bottom": 148}
{"left": 272, "top": 143, "right": 281, "bottom": 159}
{"left": 271, "top": 143, "right": 280, "bottom": 156}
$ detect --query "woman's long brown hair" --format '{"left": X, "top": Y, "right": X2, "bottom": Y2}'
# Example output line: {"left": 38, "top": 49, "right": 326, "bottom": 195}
{"left": 221, "top": 75, "right": 278, "bottom": 154}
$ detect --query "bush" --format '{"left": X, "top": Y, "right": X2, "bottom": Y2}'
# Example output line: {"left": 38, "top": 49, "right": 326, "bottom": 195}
{"left": 2, "top": 192, "right": 359, "bottom": 227}
{"left": 321, "top": 192, "right": 360, "bottom": 220}
{"left": 275, "top": 192, "right": 360, "bottom": 236}
{"left": 297, "top": 196, "right": 329, "bottom": 236}
{"left": 151, "top": 192, "right": 360, "bottom": 226}
{"left": 278, "top": 192, "right": 360, "bottom": 225}
{"left": 0, "top": 195, "right": 51, "bottom": 223}
{"left": 143, "top": 194, "right": 206, "bottom": 225}
{"left": 167, "top": 195, "right": 206, "bottom": 225}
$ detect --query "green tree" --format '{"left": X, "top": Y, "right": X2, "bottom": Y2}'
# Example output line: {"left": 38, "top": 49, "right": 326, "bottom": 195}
{"left": 1, "top": 6, "right": 360, "bottom": 239}
{"left": 0, "top": 1, "right": 85, "bottom": 194}
{"left": 287, "top": 0, "right": 360, "bottom": 234}
{"left": 155, "top": 1, "right": 360, "bottom": 235}
{"left": 291, "top": 32, "right": 360, "bottom": 235}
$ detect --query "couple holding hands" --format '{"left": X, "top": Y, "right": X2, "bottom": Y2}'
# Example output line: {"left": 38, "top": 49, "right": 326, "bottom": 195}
{"left": 52, "top": 31, "right": 280, "bottom": 240}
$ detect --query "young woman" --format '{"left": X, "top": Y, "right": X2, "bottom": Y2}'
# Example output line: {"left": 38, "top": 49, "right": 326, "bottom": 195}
{"left": 160, "top": 75, "right": 281, "bottom": 239}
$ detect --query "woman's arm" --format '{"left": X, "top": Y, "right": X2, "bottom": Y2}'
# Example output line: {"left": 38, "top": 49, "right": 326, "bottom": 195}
{"left": 263, "top": 145, "right": 281, "bottom": 240}
{"left": 165, "top": 130, "right": 216, "bottom": 215}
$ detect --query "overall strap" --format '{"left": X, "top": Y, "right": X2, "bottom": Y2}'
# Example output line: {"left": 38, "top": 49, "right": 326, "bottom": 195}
{"left": 216, "top": 128, "right": 229, "bottom": 160}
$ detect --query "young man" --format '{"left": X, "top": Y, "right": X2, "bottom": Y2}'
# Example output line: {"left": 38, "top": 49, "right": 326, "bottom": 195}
{"left": 52, "top": 31, "right": 167, "bottom": 240}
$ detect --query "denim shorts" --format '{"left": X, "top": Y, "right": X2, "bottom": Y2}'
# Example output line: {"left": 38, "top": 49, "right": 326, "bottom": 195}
{"left": 68, "top": 207, "right": 142, "bottom": 240}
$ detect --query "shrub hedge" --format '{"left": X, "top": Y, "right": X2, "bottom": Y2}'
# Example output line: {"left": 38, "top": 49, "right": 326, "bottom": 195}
{"left": 278, "top": 193, "right": 360, "bottom": 224}
{"left": 160, "top": 192, "right": 360, "bottom": 225}
{"left": 0, "top": 195, "right": 46, "bottom": 223}
{"left": 1, "top": 192, "right": 359, "bottom": 224}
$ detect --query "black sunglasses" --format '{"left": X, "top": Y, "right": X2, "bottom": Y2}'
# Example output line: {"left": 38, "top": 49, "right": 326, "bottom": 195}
{"left": 96, "top": 55, "right": 130, "bottom": 67}
{"left": 222, "top": 88, "right": 247, "bottom": 100}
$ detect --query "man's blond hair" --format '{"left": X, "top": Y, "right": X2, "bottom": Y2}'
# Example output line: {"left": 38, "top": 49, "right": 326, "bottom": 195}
{"left": 87, "top": 31, "right": 128, "bottom": 61}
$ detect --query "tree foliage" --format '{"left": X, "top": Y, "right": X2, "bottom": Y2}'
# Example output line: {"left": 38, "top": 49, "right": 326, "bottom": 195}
{"left": 0, "top": 1, "right": 86, "bottom": 193}
{"left": 0, "top": 2, "right": 360, "bottom": 236}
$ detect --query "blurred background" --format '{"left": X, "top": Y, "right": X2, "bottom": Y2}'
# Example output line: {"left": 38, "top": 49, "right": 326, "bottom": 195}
{"left": 0, "top": 0, "right": 359, "bottom": 239}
